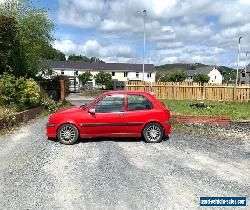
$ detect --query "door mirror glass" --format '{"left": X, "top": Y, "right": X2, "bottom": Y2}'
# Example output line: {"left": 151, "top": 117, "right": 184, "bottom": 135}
{"left": 88, "top": 108, "right": 95, "bottom": 114}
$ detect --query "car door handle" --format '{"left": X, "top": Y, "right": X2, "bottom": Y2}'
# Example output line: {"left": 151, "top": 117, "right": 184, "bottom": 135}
{"left": 118, "top": 113, "right": 125, "bottom": 116}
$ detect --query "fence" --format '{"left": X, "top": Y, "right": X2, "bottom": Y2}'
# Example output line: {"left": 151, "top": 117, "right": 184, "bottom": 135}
{"left": 125, "top": 81, "right": 250, "bottom": 102}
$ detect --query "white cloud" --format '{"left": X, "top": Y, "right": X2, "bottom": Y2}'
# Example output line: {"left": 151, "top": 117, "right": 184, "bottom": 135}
{"left": 56, "top": 0, "right": 250, "bottom": 67}
{"left": 53, "top": 39, "right": 134, "bottom": 63}
{"left": 58, "top": 0, "right": 104, "bottom": 27}
{"left": 100, "top": 19, "right": 130, "bottom": 32}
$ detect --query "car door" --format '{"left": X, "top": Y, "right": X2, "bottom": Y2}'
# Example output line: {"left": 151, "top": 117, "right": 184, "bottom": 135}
{"left": 124, "top": 94, "right": 155, "bottom": 136}
{"left": 81, "top": 94, "right": 127, "bottom": 137}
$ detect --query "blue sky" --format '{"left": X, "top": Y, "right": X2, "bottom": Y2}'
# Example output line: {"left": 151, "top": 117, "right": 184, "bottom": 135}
{"left": 35, "top": 0, "right": 250, "bottom": 67}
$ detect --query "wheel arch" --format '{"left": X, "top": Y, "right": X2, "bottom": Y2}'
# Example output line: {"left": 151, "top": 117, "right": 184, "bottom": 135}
{"left": 141, "top": 120, "right": 165, "bottom": 137}
{"left": 56, "top": 121, "right": 80, "bottom": 138}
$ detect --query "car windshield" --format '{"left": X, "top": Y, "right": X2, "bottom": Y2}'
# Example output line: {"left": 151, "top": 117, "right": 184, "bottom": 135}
{"left": 80, "top": 95, "right": 101, "bottom": 110}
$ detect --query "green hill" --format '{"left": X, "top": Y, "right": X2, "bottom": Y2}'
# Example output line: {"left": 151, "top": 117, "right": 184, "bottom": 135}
{"left": 156, "top": 63, "right": 235, "bottom": 73}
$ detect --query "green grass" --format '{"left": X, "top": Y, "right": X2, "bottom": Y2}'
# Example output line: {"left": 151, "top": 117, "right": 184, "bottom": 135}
{"left": 161, "top": 100, "right": 250, "bottom": 121}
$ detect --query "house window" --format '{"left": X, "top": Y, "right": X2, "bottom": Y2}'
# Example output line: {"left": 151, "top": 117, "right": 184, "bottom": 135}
{"left": 112, "top": 72, "right": 115, "bottom": 76}
{"left": 61, "top": 70, "right": 64, "bottom": 75}
{"left": 242, "top": 73, "right": 245, "bottom": 77}
{"left": 136, "top": 72, "right": 139, "bottom": 78}
{"left": 75, "top": 71, "right": 78, "bottom": 76}
{"left": 215, "top": 76, "right": 216, "bottom": 79}
{"left": 124, "top": 72, "right": 128, "bottom": 77}
{"left": 147, "top": 73, "right": 152, "bottom": 78}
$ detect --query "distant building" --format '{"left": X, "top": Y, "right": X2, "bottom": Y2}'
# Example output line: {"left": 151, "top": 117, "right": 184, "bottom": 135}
{"left": 185, "top": 66, "right": 223, "bottom": 84}
{"left": 41, "top": 61, "right": 156, "bottom": 90}
{"left": 239, "top": 64, "right": 250, "bottom": 84}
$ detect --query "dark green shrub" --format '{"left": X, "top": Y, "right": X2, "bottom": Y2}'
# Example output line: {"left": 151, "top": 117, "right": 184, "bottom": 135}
{"left": 0, "top": 73, "right": 40, "bottom": 110}
{"left": 193, "top": 73, "right": 210, "bottom": 84}
{"left": 95, "top": 72, "right": 112, "bottom": 87}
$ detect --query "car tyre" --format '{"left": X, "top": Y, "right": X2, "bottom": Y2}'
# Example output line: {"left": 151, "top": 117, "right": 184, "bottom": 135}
{"left": 143, "top": 123, "right": 164, "bottom": 143}
{"left": 57, "top": 123, "right": 79, "bottom": 145}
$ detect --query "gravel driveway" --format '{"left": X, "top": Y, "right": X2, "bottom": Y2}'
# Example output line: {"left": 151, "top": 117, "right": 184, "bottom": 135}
{"left": 0, "top": 94, "right": 249, "bottom": 209}
{"left": 0, "top": 117, "right": 249, "bottom": 209}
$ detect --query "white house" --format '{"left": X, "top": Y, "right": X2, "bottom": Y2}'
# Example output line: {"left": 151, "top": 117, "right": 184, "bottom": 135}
{"left": 185, "top": 66, "right": 223, "bottom": 84}
{"left": 41, "top": 61, "right": 156, "bottom": 90}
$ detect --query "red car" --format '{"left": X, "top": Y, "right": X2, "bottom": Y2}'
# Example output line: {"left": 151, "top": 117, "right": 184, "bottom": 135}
{"left": 46, "top": 91, "right": 171, "bottom": 145}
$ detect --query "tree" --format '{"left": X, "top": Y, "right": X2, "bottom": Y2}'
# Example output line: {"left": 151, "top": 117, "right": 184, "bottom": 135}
{"left": 68, "top": 54, "right": 89, "bottom": 62}
{"left": 78, "top": 72, "right": 92, "bottom": 86}
{"left": 168, "top": 72, "right": 187, "bottom": 82}
{"left": 0, "top": 0, "right": 55, "bottom": 77}
{"left": 193, "top": 73, "right": 210, "bottom": 83}
{"left": 41, "top": 44, "right": 66, "bottom": 61}
{"left": 90, "top": 57, "right": 105, "bottom": 63}
{"left": 222, "top": 71, "right": 236, "bottom": 83}
{"left": 68, "top": 54, "right": 105, "bottom": 63}
{"left": 0, "top": 16, "right": 27, "bottom": 76}
{"left": 95, "top": 72, "right": 112, "bottom": 87}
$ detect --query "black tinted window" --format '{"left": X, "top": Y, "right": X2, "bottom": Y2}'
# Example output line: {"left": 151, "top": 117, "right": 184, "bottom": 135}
{"left": 94, "top": 95, "right": 124, "bottom": 113}
{"left": 127, "top": 95, "right": 153, "bottom": 111}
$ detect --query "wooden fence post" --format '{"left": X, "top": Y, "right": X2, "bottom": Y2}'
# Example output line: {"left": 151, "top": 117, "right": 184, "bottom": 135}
{"left": 173, "top": 82, "right": 176, "bottom": 100}
{"left": 202, "top": 83, "right": 206, "bottom": 100}
{"left": 233, "top": 85, "right": 236, "bottom": 101}
{"left": 60, "top": 80, "right": 65, "bottom": 102}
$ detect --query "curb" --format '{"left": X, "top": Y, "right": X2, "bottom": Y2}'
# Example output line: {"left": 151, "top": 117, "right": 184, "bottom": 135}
{"left": 171, "top": 114, "right": 231, "bottom": 125}
{"left": 0, "top": 106, "right": 43, "bottom": 129}
{"left": 231, "top": 120, "right": 250, "bottom": 125}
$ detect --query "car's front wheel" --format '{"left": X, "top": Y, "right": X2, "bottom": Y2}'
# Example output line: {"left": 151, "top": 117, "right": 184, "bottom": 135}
{"left": 57, "top": 123, "right": 79, "bottom": 145}
{"left": 143, "top": 123, "right": 164, "bottom": 143}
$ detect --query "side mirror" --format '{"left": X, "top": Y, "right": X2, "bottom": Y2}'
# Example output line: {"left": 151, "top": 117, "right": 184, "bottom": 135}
{"left": 88, "top": 108, "right": 95, "bottom": 114}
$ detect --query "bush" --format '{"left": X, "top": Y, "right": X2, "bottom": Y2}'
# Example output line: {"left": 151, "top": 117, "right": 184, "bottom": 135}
{"left": 0, "top": 73, "right": 17, "bottom": 106}
{"left": 0, "top": 106, "right": 17, "bottom": 127}
{"left": 193, "top": 73, "right": 210, "bottom": 84}
{"left": 78, "top": 72, "right": 92, "bottom": 86}
{"left": 38, "top": 75, "right": 70, "bottom": 97}
{"left": 95, "top": 72, "right": 112, "bottom": 87}
{"left": 40, "top": 95, "right": 58, "bottom": 113}
{"left": 106, "top": 80, "right": 114, "bottom": 90}
{"left": 169, "top": 72, "right": 187, "bottom": 82}
{"left": 0, "top": 73, "right": 40, "bottom": 110}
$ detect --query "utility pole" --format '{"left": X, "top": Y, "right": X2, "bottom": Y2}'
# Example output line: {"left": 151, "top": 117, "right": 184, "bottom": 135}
{"left": 142, "top": 9, "right": 146, "bottom": 82}
{"left": 236, "top": 37, "right": 243, "bottom": 85}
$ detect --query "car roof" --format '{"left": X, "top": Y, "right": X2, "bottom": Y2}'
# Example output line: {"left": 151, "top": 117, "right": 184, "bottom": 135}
{"left": 104, "top": 90, "right": 152, "bottom": 95}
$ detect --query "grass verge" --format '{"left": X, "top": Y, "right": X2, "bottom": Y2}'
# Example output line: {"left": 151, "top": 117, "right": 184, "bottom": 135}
{"left": 161, "top": 99, "right": 250, "bottom": 120}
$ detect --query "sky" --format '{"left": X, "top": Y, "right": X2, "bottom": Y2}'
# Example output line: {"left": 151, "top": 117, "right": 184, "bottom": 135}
{"left": 36, "top": 0, "right": 250, "bottom": 67}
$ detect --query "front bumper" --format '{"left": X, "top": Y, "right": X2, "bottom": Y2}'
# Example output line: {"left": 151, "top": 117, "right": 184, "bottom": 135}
{"left": 46, "top": 123, "right": 57, "bottom": 138}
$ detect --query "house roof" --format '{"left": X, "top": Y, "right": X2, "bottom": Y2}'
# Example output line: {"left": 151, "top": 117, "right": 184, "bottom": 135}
{"left": 186, "top": 66, "right": 216, "bottom": 77}
{"left": 40, "top": 61, "right": 155, "bottom": 72}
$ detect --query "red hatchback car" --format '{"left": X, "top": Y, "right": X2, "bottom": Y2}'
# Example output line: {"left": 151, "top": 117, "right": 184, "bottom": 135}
{"left": 46, "top": 91, "right": 171, "bottom": 145}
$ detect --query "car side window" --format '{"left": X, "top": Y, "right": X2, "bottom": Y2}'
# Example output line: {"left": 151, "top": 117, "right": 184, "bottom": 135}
{"left": 93, "top": 94, "right": 124, "bottom": 113}
{"left": 127, "top": 95, "right": 153, "bottom": 111}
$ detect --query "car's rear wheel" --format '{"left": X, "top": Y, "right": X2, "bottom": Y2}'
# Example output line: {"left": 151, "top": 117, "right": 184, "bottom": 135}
{"left": 57, "top": 123, "right": 79, "bottom": 145}
{"left": 143, "top": 123, "right": 164, "bottom": 143}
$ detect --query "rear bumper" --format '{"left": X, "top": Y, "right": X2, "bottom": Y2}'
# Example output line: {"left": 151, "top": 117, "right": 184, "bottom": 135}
{"left": 163, "top": 120, "right": 171, "bottom": 136}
